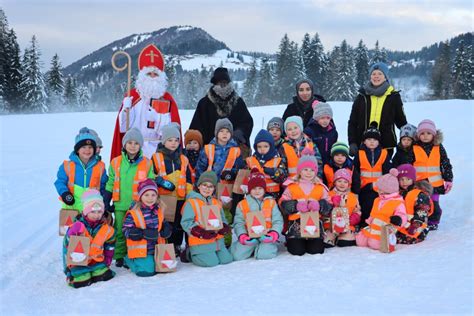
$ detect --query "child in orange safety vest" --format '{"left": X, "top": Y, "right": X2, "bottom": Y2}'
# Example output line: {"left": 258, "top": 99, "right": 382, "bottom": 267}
{"left": 184, "top": 129, "right": 204, "bottom": 185}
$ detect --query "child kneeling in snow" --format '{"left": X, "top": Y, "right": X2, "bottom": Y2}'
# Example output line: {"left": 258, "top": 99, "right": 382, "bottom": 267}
{"left": 356, "top": 169, "right": 407, "bottom": 250}
{"left": 231, "top": 169, "right": 283, "bottom": 260}
{"left": 63, "top": 189, "right": 115, "bottom": 288}
{"left": 180, "top": 171, "right": 233, "bottom": 267}
{"left": 122, "top": 179, "right": 173, "bottom": 277}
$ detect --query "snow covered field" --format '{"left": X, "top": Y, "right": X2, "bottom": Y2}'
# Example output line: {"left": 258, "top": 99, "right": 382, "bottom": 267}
{"left": 0, "top": 100, "right": 472, "bottom": 315}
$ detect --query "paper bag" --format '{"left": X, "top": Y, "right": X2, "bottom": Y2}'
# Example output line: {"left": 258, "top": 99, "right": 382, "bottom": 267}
{"left": 66, "top": 236, "right": 90, "bottom": 266}
{"left": 331, "top": 207, "right": 350, "bottom": 234}
{"left": 233, "top": 169, "right": 251, "bottom": 194}
{"left": 160, "top": 195, "right": 178, "bottom": 222}
{"left": 380, "top": 224, "right": 397, "bottom": 253}
{"left": 200, "top": 205, "right": 224, "bottom": 231}
{"left": 155, "top": 243, "right": 177, "bottom": 273}
{"left": 300, "top": 211, "right": 320, "bottom": 238}
{"left": 246, "top": 211, "right": 268, "bottom": 238}
{"left": 217, "top": 183, "right": 233, "bottom": 207}
{"left": 59, "top": 209, "right": 79, "bottom": 236}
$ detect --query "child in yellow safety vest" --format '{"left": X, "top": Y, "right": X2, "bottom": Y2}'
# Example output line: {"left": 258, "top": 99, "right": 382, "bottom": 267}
{"left": 63, "top": 189, "right": 115, "bottom": 288}
{"left": 184, "top": 129, "right": 204, "bottom": 185}
{"left": 356, "top": 169, "right": 407, "bottom": 250}
{"left": 122, "top": 179, "right": 173, "bottom": 277}
{"left": 231, "top": 169, "right": 283, "bottom": 261}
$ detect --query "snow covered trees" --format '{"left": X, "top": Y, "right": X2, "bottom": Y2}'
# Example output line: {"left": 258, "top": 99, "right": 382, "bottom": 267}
{"left": 451, "top": 39, "right": 473, "bottom": 99}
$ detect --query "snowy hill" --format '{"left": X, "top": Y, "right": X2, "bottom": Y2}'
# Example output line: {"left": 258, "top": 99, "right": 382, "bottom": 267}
{"left": 0, "top": 100, "right": 472, "bottom": 314}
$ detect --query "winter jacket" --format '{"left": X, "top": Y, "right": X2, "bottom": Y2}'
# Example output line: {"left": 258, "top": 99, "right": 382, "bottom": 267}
{"left": 348, "top": 87, "right": 407, "bottom": 149}
{"left": 189, "top": 88, "right": 253, "bottom": 146}
{"left": 322, "top": 158, "right": 360, "bottom": 192}
{"left": 304, "top": 119, "right": 338, "bottom": 165}
{"left": 352, "top": 144, "right": 392, "bottom": 194}
{"left": 278, "top": 135, "right": 323, "bottom": 178}
{"left": 54, "top": 152, "right": 108, "bottom": 210}
{"left": 282, "top": 94, "right": 326, "bottom": 128}
{"left": 391, "top": 143, "right": 414, "bottom": 167}
{"left": 195, "top": 138, "right": 244, "bottom": 180}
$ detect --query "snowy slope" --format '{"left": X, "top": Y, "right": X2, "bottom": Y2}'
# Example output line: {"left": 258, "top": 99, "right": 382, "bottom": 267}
{"left": 177, "top": 49, "right": 260, "bottom": 71}
{"left": 0, "top": 100, "right": 472, "bottom": 315}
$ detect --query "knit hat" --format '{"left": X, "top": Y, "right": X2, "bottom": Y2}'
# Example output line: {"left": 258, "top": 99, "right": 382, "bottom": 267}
{"left": 81, "top": 189, "right": 104, "bottom": 217}
{"left": 74, "top": 127, "right": 97, "bottom": 153}
{"left": 297, "top": 148, "right": 318, "bottom": 174}
{"left": 362, "top": 121, "right": 382, "bottom": 142}
{"left": 247, "top": 168, "right": 266, "bottom": 192}
{"left": 88, "top": 129, "right": 102, "bottom": 148}
{"left": 333, "top": 168, "right": 352, "bottom": 184}
{"left": 313, "top": 102, "right": 333, "bottom": 120}
{"left": 161, "top": 123, "right": 181, "bottom": 143}
{"left": 122, "top": 127, "right": 144, "bottom": 148}
{"left": 396, "top": 164, "right": 417, "bottom": 182}
{"left": 399, "top": 123, "right": 417, "bottom": 140}
{"left": 211, "top": 67, "right": 231, "bottom": 85}
{"left": 417, "top": 119, "right": 437, "bottom": 137}
{"left": 295, "top": 78, "right": 314, "bottom": 96}
{"left": 331, "top": 141, "right": 349, "bottom": 157}
{"left": 253, "top": 129, "right": 275, "bottom": 151}
{"left": 267, "top": 117, "right": 284, "bottom": 132}
{"left": 369, "top": 62, "right": 389, "bottom": 80}
{"left": 197, "top": 171, "right": 218, "bottom": 187}
{"left": 375, "top": 168, "right": 400, "bottom": 194}
{"left": 184, "top": 129, "right": 203, "bottom": 148}
{"left": 137, "top": 179, "right": 158, "bottom": 200}
{"left": 284, "top": 116, "right": 304, "bottom": 133}
{"left": 214, "top": 118, "right": 233, "bottom": 136}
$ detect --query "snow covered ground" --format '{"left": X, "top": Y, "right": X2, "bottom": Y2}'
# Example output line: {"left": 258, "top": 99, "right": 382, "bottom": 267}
{"left": 0, "top": 100, "right": 472, "bottom": 315}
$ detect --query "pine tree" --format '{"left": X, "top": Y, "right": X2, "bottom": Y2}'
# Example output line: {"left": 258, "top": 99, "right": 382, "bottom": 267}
{"left": 164, "top": 56, "right": 177, "bottom": 96}
{"left": 451, "top": 39, "right": 473, "bottom": 99}
{"left": 255, "top": 58, "right": 274, "bottom": 106}
{"left": 355, "top": 39, "right": 370, "bottom": 89}
{"left": 46, "top": 53, "right": 64, "bottom": 110}
{"left": 63, "top": 75, "right": 78, "bottom": 109}
{"left": 430, "top": 41, "right": 451, "bottom": 99}
{"left": 197, "top": 65, "right": 209, "bottom": 99}
{"left": 77, "top": 84, "right": 90, "bottom": 110}
{"left": 370, "top": 40, "right": 387, "bottom": 64}
{"left": 242, "top": 58, "right": 258, "bottom": 107}
{"left": 301, "top": 33, "right": 327, "bottom": 95}
{"left": 275, "top": 34, "right": 300, "bottom": 103}
{"left": 326, "top": 41, "right": 357, "bottom": 101}
{"left": 3, "top": 28, "right": 23, "bottom": 112}
{"left": 0, "top": 9, "right": 8, "bottom": 107}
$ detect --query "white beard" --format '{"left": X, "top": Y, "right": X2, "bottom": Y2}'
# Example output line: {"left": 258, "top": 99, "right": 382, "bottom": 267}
{"left": 136, "top": 66, "right": 168, "bottom": 100}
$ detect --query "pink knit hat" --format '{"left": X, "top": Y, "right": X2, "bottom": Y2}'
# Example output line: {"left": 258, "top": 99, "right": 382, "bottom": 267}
{"left": 137, "top": 179, "right": 158, "bottom": 200}
{"left": 396, "top": 164, "right": 417, "bottom": 182}
{"left": 417, "top": 119, "right": 437, "bottom": 137}
{"left": 297, "top": 148, "right": 318, "bottom": 174}
{"left": 81, "top": 189, "right": 105, "bottom": 216}
{"left": 333, "top": 169, "right": 352, "bottom": 184}
{"left": 375, "top": 168, "right": 400, "bottom": 194}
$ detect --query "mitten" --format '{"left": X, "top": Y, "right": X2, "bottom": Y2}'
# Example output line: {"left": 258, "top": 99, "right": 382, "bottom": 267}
{"left": 220, "top": 170, "right": 236, "bottom": 181}
{"left": 239, "top": 234, "right": 257, "bottom": 246}
{"left": 61, "top": 191, "right": 75, "bottom": 206}
{"left": 349, "top": 212, "right": 361, "bottom": 226}
{"left": 104, "top": 249, "right": 114, "bottom": 267}
{"left": 296, "top": 201, "right": 309, "bottom": 213}
{"left": 261, "top": 231, "right": 279, "bottom": 243}
{"left": 308, "top": 200, "right": 320, "bottom": 212}
{"left": 349, "top": 143, "right": 359, "bottom": 157}
{"left": 389, "top": 215, "right": 402, "bottom": 226}
{"left": 281, "top": 200, "right": 298, "bottom": 214}
{"left": 160, "top": 221, "right": 172, "bottom": 239}
{"left": 218, "top": 223, "right": 231, "bottom": 235}
{"left": 128, "top": 227, "right": 144, "bottom": 241}
{"left": 318, "top": 199, "right": 332, "bottom": 216}
{"left": 156, "top": 176, "right": 176, "bottom": 191}
{"left": 407, "top": 221, "right": 422, "bottom": 235}
{"left": 191, "top": 226, "right": 217, "bottom": 240}
{"left": 444, "top": 181, "right": 453, "bottom": 194}
{"left": 67, "top": 221, "right": 85, "bottom": 236}
{"left": 143, "top": 228, "right": 159, "bottom": 241}
{"left": 122, "top": 96, "right": 133, "bottom": 109}
{"left": 263, "top": 167, "right": 276, "bottom": 176}
{"left": 331, "top": 195, "right": 342, "bottom": 207}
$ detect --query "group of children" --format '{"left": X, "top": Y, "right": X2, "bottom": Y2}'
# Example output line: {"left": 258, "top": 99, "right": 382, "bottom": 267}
{"left": 56, "top": 102, "right": 453, "bottom": 288}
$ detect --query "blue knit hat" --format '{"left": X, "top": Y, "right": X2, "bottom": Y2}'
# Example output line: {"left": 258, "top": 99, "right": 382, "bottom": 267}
{"left": 253, "top": 129, "right": 276, "bottom": 159}
{"left": 74, "top": 127, "right": 97, "bottom": 153}
{"left": 369, "top": 62, "right": 389, "bottom": 80}
{"left": 284, "top": 116, "right": 304, "bottom": 133}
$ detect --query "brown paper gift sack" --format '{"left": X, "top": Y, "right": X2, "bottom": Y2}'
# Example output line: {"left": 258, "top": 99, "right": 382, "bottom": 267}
{"left": 331, "top": 207, "right": 350, "bottom": 234}
{"left": 66, "top": 236, "right": 90, "bottom": 266}
{"left": 155, "top": 243, "right": 177, "bottom": 273}
{"left": 59, "top": 209, "right": 79, "bottom": 236}
{"left": 233, "top": 169, "right": 251, "bottom": 194}
{"left": 380, "top": 224, "right": 397, "bottom": 253}
{"left": 200, "top": 205, "right": 224, "bottom": 231}
{"left": 160, "top": 195, "right": 178, "bottom": 222}
{"left": 246, "top": 211, "right": 268, "bottom": 238}
{"left": 217, "top": 183, "right": 233, "bottom": 208}
{"left": 300, "top": 211, "right": 320, "bottom": 238}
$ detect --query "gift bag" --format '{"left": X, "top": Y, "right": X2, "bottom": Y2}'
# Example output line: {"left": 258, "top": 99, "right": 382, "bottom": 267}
{"left": 155, "top": 243, "right": 177, "bottom": 273}
{"left": 300, "top": 212, "right": 320, "bottom": 238}
{"left": 66, "top": 236, "right": 90, "bottom": 266}
{"left": 217, "top": 183, "right": 233, "bottom": 207}
{"left": 160, "top": 195, "right": 178, "bottom": 223}
{"left": 380, "top": 224, "right": 397, "bottom": 253}
{"left": 59, "top": 209, "right": 79, "bottom": 236}
{"left": 246, "top": 211, "right": 268, "bottom": 238}
{"left": 200, "top": 205, "right": 224, "bottom": 231}
{"left": 233, "top": 169, "right": 251, "bottom": 194}
{"left": 331, "top": 207, "right": 350, "bottom": 234}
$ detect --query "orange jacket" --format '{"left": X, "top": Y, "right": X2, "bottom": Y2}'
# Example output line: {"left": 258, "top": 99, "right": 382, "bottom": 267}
{"left": 398, "top": 188, "right": 434, "bottom": 238}
{"left": 239, "top": 198, "right": 275, "bottom": 230}
{"left": 205, "top": 144, "right": 241, "bottom": 183}
{"left": 282, "top": 142, "right": 314, "bottom": 178}
{"left": 187, "top": 197, "right": 225, "bottom": 247}
{"left": 413, "top": 145, "right": 443, "bottom": 187}
{"left": 152, "top": 152, "right": 189, "bottom": 198}
{"left": 327, "top": 190, "right": 359, "bottom": 231}
{"left": 285, "top": 183, "right": 325, "bottom": 221}
{"left": 63, "top": 160, "right": 105, "bottom": 194}
{"left": 323, "top": 165, "right": 352, "bottom": 189}
{"left": 359, "top": 149, "right": 388, "bottom": 188}
{"left": 362, "top": 198, "right": 403, "bottom": 240}
{"left": 246, "top": 156, "right": 282, "bottom": 193}
{"left": 82, "top": 224, "right": 115, "bottom": 264}
{"left": 111, "top": 155, "right": 152, "bottom": 202}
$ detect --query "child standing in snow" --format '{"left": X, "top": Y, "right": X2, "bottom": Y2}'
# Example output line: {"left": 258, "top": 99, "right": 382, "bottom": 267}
{"left": 54, "top": 127, "right": 108, "bottom": 212}
{"left": 391, "top": 123, "right": 417, "bottom": 167}
{"left": 356, "top": 169, "right": 407, "bottom": 251}
{"left": 267, "top": 117, "right": 285, "bottom": 152}
{"left": 231, "top": 169, "right": 283, "bottom": 261}
{"left": 122, "top": 179, "right": 173, "bottom": 277}
{"left": 180, "top": 171, "right": 233, "bottom": 267}
{"left": 63, "top": 189, "right": 115, "bottom": 288}
{"left": 184, "top": 129, "right": 204, "bottom": 185}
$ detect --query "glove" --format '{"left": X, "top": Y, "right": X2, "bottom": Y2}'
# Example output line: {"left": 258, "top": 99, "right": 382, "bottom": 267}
{"left": 218, "top": 223, "right": 232, "bottom": 235}
{"left": 160, "top": 222, "right": 172, "bottom": 239}
{"left": 261, "top": 231, "right": 279, "bottom": 244}
{"left": 281, "top": 200, "right": 298, "bottom": 214}
{"left": 407, "top": 221, "right": 422, "bottom": 235}
{"left": 145, "top": 108, "right": 159, "bottom": 121}
{"left": 104, "top": 249, "right": 114, "bottom": 267}
{"left": 191, "top": 226, "right": 217, "bottom": 240}
{"left": 331, "top": 195, "right": 342, "bottom": 207}
{"left": 220, "top": 170, "right": 236, "bottom": 181}
{"left": 156, "top": 176, "right": 176, "bottom": 191}
{"left": 444, "top": 181, "right": 453, "bottom": 194}
{"left": 239, "top": 234, "right": 257, "bottom": 246}
{"left": 390, "top": 215, "right": 402, "bottom": 226}
{"left": 128, "top": 227, "right": 144, "bottom": 241}
{"left": 349, "top": 143, "right": 359, "bottom": 157}
{"left": 61, "top": 191, "right": 75, "bottom": 206}
{"left": 308, "top": 200, "right": 320, "bottom": 212}
{"left": 318, "top": 199, "right": 332, "bottom": 216}
{"left": 143, "top": 228, "right": 159, "bottom": 241}
{"left": 349, "top": 212, "right": 361, "bottom": 226}
{"left": 67, "top": 221, "right": 85, "bottom": 236}
{"left": 122, "top": 96, "right": 133, "bottom": 109}
{"left": 263, "top": 167, "right": 276, "bottom": 176}
{"left": 296, "top": 201, "right": 309, "bottom": 213}
{"left": 233, "top": 129, "right": 246, "bottom": 145}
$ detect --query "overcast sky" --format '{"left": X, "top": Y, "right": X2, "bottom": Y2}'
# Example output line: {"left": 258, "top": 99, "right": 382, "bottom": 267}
{"left": 3, "top": 0, "right": 473, "bottom": 67}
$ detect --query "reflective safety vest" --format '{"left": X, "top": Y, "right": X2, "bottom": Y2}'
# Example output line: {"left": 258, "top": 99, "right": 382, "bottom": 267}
{"left": 111, "top": 155, "right": 151, "bottom": 202}
{"left": 362, "top": 198, "right": 403, "bottom": 240}
{"left": 282, "top": 142, "right": 314, "bottom": 178}
{"left": 205, "top": 145, "right": 241, "bottom": 183}
{"left": 246, "top": 156, "right": 282, "bottom": 193}
{"left": 63, "top": 160, "right": 105, "bottom": 194}
{"left": 81, "top": 224, "right": 114, "bottom": 264}
{"left": 152, "top": 152, "right": 189, "bottom": 198}
{"left": 239, "top": 198, "right": 275, "bottom": 229}
{"left": 187, "top": 197, "right": 225, "bottom": 247}
{"left": 189, "top": 165, "right": 197, "bottom": 185}
{"left": 413, "top": 145, "right": 443, "bottom": 187}
{"left": 286, "top": 183, "right": 325, "bottom": 221}
{"left": 125, "top": 207, "right": 166, "bottom": 259}
{"left": 323, "top": 165, "right": 352, "bottom": 189}
{"left": 398, "top": 189, "right": 434, "bottom": 238}
{"left": 327, "top": 190, "right": 358, "bottom": 231}
{"left": 359, "top": 149, "right": 388, "bottom": 189}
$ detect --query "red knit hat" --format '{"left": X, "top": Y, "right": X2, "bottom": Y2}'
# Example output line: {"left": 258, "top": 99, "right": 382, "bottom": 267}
{"left": 247, "top": 168, "right": 266, "bottom": 192}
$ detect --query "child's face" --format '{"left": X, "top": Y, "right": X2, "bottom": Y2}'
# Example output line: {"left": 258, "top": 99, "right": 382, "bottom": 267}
{"left": 186, "top": 140, "right": 200, "bottom": 151}
{"left": 297, "top": 82, "right": 312, "bottom": 102}
{"left": 268, "top": 127, "right": 282, "bottom": 141}
{"left": 300, "top": 167, "right": 316, "bottom": 181}
{"left": 418, "top": 131, "right": 434, "bottom": 143}
{"left": 286, "top": 123, "right": 302, "bottom": 140}
{"left": 250, "top": 187, "right": 265, "bottom": 200}
{"left": 164, "top": 138, "right": 180, "bottom": 151}
{"left": 398, "top": 176, "right": 413, "bottom": 190}
{"left": 198, "top": 182, "right": 215, "bottom": 198}
{"left": 217, "top": 129, "right": 231, "bottom": 143}
{"left": 333, "top": 153, "right": 347, "bottom": 166}
{"left": 86, "top": 208, "right": 104, "bottom": 222}
{"left": 317, "top": 116, "right": 331, "bottom": 128}
{"left": 400, "top": 137, "right": 413, "bottom": 148}
{"left": 125, "top": 141, "right": 140, "bottom": 155}
{"left": 334, "top": 179, "right": 349, "bottom": 192}
{"left": 78, "top": 145, "right": 94, "bottom": 161}
{"left": 256, "top": 142, "right": 270, "bottom": 155}
{"left": 141, "top": 190, "right": 158, "bottom": 207}
{"left": 364, "top": 138, "right": 379, "bottom": 149}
